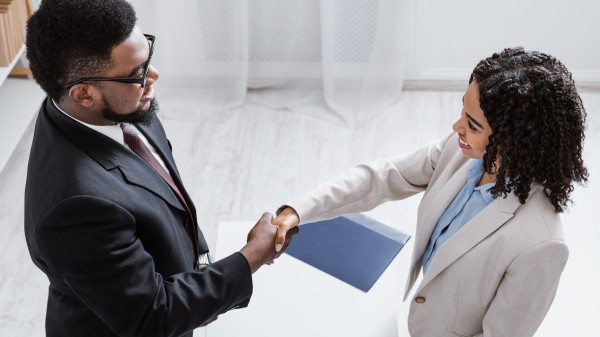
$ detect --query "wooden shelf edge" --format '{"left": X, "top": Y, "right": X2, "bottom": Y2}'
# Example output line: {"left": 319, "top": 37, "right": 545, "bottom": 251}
{"left": 9, "top": 67, "right": 32, "bottom": 77}
{"left": 0, "top": 44, "right": 27, "bottom": 87}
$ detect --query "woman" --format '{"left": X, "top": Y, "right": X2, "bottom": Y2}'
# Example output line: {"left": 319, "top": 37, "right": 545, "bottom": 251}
{"left": 272, "top": 47, "right": 588, "bottom": 337}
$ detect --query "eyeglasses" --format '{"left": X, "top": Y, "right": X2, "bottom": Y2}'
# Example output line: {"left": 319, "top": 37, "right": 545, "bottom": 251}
{"left": 65, "top": 34, "right": 155, "bottom": 89}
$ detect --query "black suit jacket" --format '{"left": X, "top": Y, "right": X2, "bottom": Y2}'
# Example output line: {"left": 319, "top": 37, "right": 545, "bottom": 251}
{"left": 24, "top": 98, "right": 252, "bottom": 337}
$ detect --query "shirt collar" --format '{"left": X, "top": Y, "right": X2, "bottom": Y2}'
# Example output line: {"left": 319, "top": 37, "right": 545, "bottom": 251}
{"left": 468, "top": 159, "right": 495, "bottom": 203}
{"left": 467, "top": 159, "right": 485, "bottom": 189}
{"left": 52, "top": 99, "right": 125, "bottom": 146}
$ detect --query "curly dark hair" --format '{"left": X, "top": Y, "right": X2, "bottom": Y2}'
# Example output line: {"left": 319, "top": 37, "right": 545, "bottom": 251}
{"left": 470, "top": 47, "right": 588, "bottom": 213}
{"left": 26, "top": 0, "right": 137, "bottom": 100}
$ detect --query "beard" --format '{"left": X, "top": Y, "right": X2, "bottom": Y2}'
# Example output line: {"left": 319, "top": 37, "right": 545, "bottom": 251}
{"left": 101, "top": 97, "right": 159, "bottom": 126}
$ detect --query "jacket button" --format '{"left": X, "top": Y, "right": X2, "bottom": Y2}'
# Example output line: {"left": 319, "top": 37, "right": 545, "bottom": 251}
{"left": 415, "top": 297, "right": 426, "bottom": 304}
{"left": 185, "top": 219, "right": 190, "bottom": 228}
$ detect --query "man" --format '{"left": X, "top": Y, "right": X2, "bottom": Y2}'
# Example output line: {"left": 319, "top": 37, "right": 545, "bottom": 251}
{"left": 23, "top": 1, "right": 296, "bottom": 336}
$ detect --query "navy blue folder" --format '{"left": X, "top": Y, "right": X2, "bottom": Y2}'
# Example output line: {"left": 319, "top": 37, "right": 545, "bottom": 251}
{"left": 284, "top": 213, "right": 411, "bottom": 292}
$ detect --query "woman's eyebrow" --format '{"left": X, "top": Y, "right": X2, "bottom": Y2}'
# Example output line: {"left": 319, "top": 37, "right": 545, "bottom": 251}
{"left": 465, "top": 112, "right": 483, "bottom": 128}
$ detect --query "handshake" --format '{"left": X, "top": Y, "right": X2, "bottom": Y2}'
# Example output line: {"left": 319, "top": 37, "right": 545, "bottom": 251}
{"left": 201, "top": 207, "right": 302, "bottom": 327}
{"left": 239, "top": 207, "right": 301, "bottom": 273}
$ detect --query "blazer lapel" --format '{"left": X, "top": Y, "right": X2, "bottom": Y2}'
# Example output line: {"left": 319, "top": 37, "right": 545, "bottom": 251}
{"left": 136, "top": 122, "right": 182, "bottom": 185}
{"left": 116, "top": 155, "right": 186, "bottom": 212}
{"left": 136, "top": 120, "right": 195, "bottom": 214}
{"left": 44, "top": 98, "right": 185, "bottom": 212}
{"left": 415, "top": 185, "right": 529, "bottom": 294}
{"left": 403, "top": 162, "right": 469, "bottom": 300}
{"left": 135, "top": 117, "right": 210, "bottom": 253}
{"left": 412, "top": 163, "right": 469, "bottom": 270}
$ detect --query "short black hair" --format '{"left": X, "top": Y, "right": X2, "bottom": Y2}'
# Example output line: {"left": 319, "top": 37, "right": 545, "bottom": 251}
{"left": 26, "top": 0, "right": 137, "bottom": 100}
{"left": 470, "top": 47, "right": 588, "bottom": 212}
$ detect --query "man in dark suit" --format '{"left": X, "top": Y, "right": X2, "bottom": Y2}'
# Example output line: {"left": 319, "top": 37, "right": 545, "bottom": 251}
{"left": 23, "top": 1, "right": 297, "bottom": 336}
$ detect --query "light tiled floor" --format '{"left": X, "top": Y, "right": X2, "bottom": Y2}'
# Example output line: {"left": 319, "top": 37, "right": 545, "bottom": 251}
{"left": 1, "top": 79, "right": 598, "bottom": 336}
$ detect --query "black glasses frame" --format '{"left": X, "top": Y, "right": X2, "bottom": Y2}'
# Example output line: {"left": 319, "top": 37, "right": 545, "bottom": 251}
{"left": 65, "top": 34, "right": 155, "bottom": 89}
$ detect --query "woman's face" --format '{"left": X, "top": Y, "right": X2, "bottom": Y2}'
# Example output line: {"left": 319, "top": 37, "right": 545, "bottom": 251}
{"left": 452, "top": 81, "right": 493, "bottom": 159}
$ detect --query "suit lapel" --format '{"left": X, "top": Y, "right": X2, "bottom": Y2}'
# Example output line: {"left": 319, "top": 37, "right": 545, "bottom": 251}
{"left": 136, "top": 120, "right": 197, "bottom": 218}
{"left": 116, "top": 155, "right": 186, "bottom": 212}
{"left": 135, "top": 117, "right": 209, "bottom": 253}
{"left": 44, "top": 98, "right": 185, "bottom": 212}
{"left": 136, "top": 122, "right": 181, "bottom": 184}
{"left": 415, "top": 184, "right": 530, "bottom": 294}
{"left": 412, "top": 163, "right": 469, "bottom": 269}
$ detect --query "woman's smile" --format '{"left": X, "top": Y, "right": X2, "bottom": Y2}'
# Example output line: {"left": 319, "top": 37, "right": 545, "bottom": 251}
{"left": 458, "top": 136, "right": 471, "bottom": 149}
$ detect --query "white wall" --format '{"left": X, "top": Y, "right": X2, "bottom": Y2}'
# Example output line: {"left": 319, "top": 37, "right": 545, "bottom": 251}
{"left": 128, "top": 0, "right": 600, "bottom": 87}
{"left": 129, "top": 0, "right": 206, "bottom": 79}
{"left": 407, "top": 0, "right": 600, "bottom": 86}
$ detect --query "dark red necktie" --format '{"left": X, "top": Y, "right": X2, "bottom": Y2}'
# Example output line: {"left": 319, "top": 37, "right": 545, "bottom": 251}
{"left": 120, "top": 123, "right": 201, "bottom": 267}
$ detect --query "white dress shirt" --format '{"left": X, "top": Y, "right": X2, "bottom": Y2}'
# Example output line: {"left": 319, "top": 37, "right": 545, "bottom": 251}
{"left": 52, "top": 99, "right": 170, "bottom": 174}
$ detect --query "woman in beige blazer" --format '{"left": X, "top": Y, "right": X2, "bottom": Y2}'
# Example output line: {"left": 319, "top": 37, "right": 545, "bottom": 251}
{"left": 272, "top": 47, "right": 588, "bottom": 337}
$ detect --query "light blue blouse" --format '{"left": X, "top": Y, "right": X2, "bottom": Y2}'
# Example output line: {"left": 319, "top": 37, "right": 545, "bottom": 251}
{"left": 422, "top": 159, "right": 496, "bottom": 274}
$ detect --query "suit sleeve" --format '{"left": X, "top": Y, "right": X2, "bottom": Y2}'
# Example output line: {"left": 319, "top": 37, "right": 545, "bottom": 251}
{"left": 286, "top": 132, "right": 454, "bottom": 225}
{"left": 36, "top": 195, "right": 252, "bottom": 337}
{"left": 475, "top": 240, "right": 569, "bottom": 337}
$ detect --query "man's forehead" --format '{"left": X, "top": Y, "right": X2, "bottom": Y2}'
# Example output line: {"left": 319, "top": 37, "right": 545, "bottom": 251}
{"left": 108, "top": 27, "right": 149, "bottom": 74}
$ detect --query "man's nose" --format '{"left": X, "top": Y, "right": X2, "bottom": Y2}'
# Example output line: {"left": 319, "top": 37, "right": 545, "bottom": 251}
{"left": 146, "top": 65, "right": 159, "bottom": 86}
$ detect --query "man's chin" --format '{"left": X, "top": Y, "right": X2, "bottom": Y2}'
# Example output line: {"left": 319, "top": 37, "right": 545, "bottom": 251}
{"left": 102, "top": 98, "right": 159, "bottom": 126}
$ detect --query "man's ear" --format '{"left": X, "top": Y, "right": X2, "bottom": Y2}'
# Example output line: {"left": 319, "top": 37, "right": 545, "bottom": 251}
{"left": 68, "top": 84, "right": 98, "bottom": 108}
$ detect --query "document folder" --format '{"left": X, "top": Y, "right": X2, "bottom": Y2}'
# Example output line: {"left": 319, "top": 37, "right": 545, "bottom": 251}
{"left": 285, "top": 213, "right": 411, "bottom": 292}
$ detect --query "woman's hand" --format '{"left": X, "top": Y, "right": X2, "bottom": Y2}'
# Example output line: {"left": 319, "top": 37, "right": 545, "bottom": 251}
{"left": 272, "top": 207, "right": 300, "bottom": 252}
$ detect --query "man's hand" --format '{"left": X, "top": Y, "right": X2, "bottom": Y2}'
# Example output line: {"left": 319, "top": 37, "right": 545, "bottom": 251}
{"left": 240, "top": 213, "right": 298, "bottom": 273}
{"left": 271, "top": 207, "right": 300, "bottom": 252}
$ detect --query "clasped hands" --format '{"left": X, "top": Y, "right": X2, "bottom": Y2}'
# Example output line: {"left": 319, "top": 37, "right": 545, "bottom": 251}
{"left": 239, "top": 207, "right": 300, "bottom": 273}
{"left": 204, "top": 208, "right": 300, "bottom": 327}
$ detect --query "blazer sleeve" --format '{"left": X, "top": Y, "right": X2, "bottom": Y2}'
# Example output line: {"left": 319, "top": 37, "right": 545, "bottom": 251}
{"left": 286, "top": 132, "right": 454, "bottom": 225}
{"left": 35, "top": 195, "right": 253, "bottom": 337}
{"left": 475, "top": 240, "right": 569, "bottom": 337}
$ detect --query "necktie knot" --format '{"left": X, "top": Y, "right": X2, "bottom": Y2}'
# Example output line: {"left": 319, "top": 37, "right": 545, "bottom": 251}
{"left": 120, "top": 123, "right": 138, "bottom": 134}
{"left": 121, "top": 122, "right": 136, "bottom": 138}
{"left": 120, "top": 123, "right": 142, "bottom": 153}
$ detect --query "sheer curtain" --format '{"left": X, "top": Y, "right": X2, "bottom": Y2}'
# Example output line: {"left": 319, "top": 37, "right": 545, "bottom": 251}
{"left": 161, "top": 0, "right": 411, "bottom": 128}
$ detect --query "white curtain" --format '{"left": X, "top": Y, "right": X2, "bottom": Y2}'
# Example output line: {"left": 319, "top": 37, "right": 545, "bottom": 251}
{"left": 159, "top": 0, "right": 411, "bottom": 128}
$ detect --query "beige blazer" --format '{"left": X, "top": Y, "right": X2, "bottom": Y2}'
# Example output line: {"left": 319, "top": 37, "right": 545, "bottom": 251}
{"left": 287, "top": 132, "right": 568, "bottom": 337}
